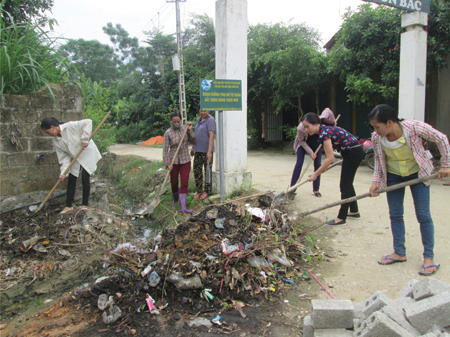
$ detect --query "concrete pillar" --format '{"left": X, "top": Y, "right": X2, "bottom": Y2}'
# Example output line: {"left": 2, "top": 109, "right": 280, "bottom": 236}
{"left": 212, "top": 0, "right": 251, "bottom": 196}
{"left": 398, "top": 11, "right": 428, "bottom": 121}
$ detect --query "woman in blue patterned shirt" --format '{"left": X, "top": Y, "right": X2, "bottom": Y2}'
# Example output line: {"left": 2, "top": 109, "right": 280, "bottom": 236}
{"left": 302, "top": 112, "right": 365, "bottom": 226}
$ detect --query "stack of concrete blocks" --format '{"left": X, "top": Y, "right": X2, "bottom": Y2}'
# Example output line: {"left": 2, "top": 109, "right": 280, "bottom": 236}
{"left": 303, "top": 278, "right": 450, "bottom": 337}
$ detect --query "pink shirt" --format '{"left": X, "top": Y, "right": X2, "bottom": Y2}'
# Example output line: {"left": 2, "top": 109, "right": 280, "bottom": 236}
{"left": 372, "top": 120, "right": 450, "bottom": 188}
{"left": 293, "top": 108, "right": 336, "bottom": 153}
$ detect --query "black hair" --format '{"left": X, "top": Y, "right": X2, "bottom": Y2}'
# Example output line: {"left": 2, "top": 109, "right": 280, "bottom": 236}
{"left": 302, "top": 112, "right": 321, "bottom": 125}
{"left": 41, "top": 117, "right": 63, "bottom": 130}
{"left": 368, "top": 104, "right": 404, "bottom": 124}
{"left": 170, "top": 109, "right": 181, "bottom": 121}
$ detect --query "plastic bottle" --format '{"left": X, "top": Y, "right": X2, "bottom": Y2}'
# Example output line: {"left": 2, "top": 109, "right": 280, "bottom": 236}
{"left": 148, "top": 271, "right": 161, "bottom": 287}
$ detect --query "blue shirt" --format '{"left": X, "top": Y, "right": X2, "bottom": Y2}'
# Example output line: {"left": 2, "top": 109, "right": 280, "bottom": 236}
{"left": 193, "top": 115, "right": 216, "bottom": 153}
{"left": 318, "top": 125, "right": 359, "bottom": 152}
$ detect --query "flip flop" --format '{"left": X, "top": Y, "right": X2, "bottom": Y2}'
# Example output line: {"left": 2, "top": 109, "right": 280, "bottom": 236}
{"left": 59, "top": 207, "right": 73, "bottom": 215}
{"left": 193, "top": 193, "right": 201, "bottom": 200}
{"left": 419, "top": 263, "right": 440, "bottom": 276}
{"left": 200, "top": 192, "right": 208, "bottom": 199}
{"left": 378, "top": 256, "right": 407, "bottom": 265}
{"left": 313, "top": 191, "right": 322, "bottom": 198}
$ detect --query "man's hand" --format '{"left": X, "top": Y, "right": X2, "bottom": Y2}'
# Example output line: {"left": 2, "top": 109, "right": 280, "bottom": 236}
{"left": 207, "top": 151, "right": 212, "bottom": 163}
{"left": 82, "top": 142, "right": 88, "bottom": 150}
{"left": 308, "top": 172, "right": 318, "bottom": 181}
{"left": 168, "top": 165, "right": 173, "bottom": 171}
{"left": 370, "top": 182, "right": 381, "bottom": 197}
{"left": 59, "top": 174, "right": 66, "bottom": 182}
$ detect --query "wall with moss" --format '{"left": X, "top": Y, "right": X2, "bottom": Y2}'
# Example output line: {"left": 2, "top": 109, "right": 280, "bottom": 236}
{"left": 0, "top": 84, "right": 84, "bottom": 200}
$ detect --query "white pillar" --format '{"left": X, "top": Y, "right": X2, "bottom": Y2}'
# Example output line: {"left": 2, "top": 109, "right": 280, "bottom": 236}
{"left": 213, "top": 0, "right": 251, "bottom": 196}
{"left": 398, "top": 11, "right": 428, "bottom": 121}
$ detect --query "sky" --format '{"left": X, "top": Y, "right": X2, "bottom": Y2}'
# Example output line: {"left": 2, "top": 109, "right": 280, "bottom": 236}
{"left": 51, "top": 0, "right": 369, "bottom": 47}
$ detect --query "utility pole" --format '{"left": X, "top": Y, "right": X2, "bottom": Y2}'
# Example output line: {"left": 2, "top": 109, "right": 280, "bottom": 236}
{"left": 166, "top": 0, "right": 187, "bottom": 125}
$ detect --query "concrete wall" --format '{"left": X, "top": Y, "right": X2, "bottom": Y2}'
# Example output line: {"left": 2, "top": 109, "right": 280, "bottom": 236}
{"left": 0, "top": 84, "right": 84, "bottom": 200}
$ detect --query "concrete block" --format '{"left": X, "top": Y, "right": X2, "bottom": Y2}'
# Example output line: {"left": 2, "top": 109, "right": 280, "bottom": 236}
{"left": 354, "top": 311, "right": 415, "bottom": 337}
{"left": 363, "top": 291, "right": 390, "bottom": 318}
{"left": 391, "top": 297, "right": 416, "bottom": 311}
{"left": 354, "top": 318, "right": 364, "bottom": 331}
{"left": 425, "top": 324, "right": 447, "bottom": 336}
{"left": 380, "top": 305, "right": 420, "bottom": 336}
{"left": 314, "top": 329, "right": 353, "bottom": 336}
{"left": 303, "top": 315, "right": 314, "bottom": 337}
{"left": 413, "top": 278, "right": 450, "bottom": 301}
{"left": 420, "top": 334, "right": 437, "bottom": 337}
{"left": 441, "top": 333, "right": 450, "bottom": 337}
{"left": 400, "top": 279, "right": 419, "bottom": 297}
{"left": 405, "top": 292, "right": 450, "bottom": 334}
{"left": 353, "top": 302, "right": 365, "bottom": 320}
{"left": 311, "top": 300, "right": 354, "bottom": 329}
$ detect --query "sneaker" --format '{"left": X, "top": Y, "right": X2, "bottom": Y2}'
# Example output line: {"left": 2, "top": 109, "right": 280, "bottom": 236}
{"left": 287, "top": 191, "right": 296, "bottom": 201}
{"left": 347, "top": 213, "right": 361, "bottom": 219}
{"left": 325, "top": 219, "right": 346, "bottom": 226}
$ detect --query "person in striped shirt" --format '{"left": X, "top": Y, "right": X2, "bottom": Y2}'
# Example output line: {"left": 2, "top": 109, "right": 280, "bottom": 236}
{"left": 369, "top": 104, "right": 450, "bottom": 276}
{"left": 163, "top": 109, "right": 196, "bottom": 213}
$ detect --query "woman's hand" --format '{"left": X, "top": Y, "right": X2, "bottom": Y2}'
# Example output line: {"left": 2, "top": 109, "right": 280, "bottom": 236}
{"left": 308, "top": 172, "right": 319, "bottom": 181}
{"left": 187, "top": 122, "right": 193, "bottom": 131}
{"left": 438, "top": 167, "right": 450, "bottom": 179}
{"left": 190, "top": 149, "right": 195, "bottom": 157}
{"left": 168, "top": 165, "right": 173, "bottom": 171}
{"left": 207, "top": 151, "right": 212, "bottom": 163}
{"left": 82, "top": 142, "right": 88, "bottom": 150}
{"left": 59, "top": 174, "right": 66, "bottom": 182}
{"left": 370, "top": 182, "right": 381, "bottom": 197}
{"left": 310, "top": 152, "right": 316, "bottom": 160}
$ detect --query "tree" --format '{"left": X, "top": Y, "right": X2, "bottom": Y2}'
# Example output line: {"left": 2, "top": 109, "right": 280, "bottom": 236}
{"left": 329, "top": 1, "right": 450, "bottom": 105}
{"left": 1, "top": 0, "right": 55, "bottom": 28}
{"left": 58, "top": 39, "right": 119, "bottom": 85}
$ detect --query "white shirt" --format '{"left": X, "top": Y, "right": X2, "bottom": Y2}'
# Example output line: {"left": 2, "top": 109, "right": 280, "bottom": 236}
{"left": 53, "top": 120, "right": 101, "bottom": 176}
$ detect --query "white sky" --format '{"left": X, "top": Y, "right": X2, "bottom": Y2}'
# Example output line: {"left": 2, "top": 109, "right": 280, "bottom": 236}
{"left": 51, "top": 0, "right": 368, "bottom": 47}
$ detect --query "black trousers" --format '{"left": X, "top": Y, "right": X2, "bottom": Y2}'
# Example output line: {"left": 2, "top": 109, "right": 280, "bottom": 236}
{"left": 338, "top": 146, "right": 365, "bottom": 220}
{"left": 66, "top": 167, "right": 90, "bottom": 207}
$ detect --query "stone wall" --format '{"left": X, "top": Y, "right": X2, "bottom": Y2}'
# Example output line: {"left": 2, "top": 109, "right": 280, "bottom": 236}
{"left": 0, "top": 84, "right": 84, "bottom": 200}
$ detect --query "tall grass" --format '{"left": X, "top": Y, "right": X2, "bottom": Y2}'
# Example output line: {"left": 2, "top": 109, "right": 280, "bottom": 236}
{"left": 1, "top": 12, "right": 68, "bottom": 95}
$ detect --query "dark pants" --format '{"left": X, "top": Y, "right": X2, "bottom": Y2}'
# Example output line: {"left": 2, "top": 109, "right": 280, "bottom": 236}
{"left": 290, "top": 135, "right": 321, "bottom": 192}
{"left": 193, "top": 152, "right": 213, "bottom": 194}
{"left": 66, "top": 167, "right": 90, "bottom": 207}
{"left": 170, "top": 162, "right": 191, "bottom": 194}
{"left": 337, "top": 146, "right": 365, "bottom": 220}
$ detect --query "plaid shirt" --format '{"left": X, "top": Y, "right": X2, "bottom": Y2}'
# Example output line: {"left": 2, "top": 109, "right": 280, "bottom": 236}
{"left": 163, "top": 125, "right": 196, "bottom": 167}
{"left": 372, "top": 120, "right": 450, "bottom": 188}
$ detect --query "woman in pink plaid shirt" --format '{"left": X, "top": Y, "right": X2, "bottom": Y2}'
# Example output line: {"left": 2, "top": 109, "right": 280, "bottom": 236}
{"left": 163, "top": 109, "right": 196, "bottom": 213}
{"left": 369, "top": 104, "right": 450, "bottom": 276}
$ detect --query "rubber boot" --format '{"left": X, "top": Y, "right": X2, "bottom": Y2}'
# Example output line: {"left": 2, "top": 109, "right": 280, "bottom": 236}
{"left": 172, "top": 191, "right": 179, "bottom": 209}
{"left": 178, "top": 193, "right": 192, "bottom": 214}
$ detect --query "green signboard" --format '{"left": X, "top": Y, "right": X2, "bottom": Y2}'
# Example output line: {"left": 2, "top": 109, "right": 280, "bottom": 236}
{"left": 362, "top": 0, "right": 430, "bottom": 14}
{"left": 199, "top": 79, "right": 242, "bottom": 111}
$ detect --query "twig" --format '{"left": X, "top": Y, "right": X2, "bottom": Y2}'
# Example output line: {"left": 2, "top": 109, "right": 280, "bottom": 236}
{"left": 307, "top": 270, "right": 335, "bottom": 300}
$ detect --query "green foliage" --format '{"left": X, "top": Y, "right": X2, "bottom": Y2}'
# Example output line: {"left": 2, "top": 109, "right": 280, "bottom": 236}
{"left": 330, "top": 1, "right": 450, "bottom": 105}
{"left": 1, "top": 0, "right": 55, "bottom": 27}
{"left": 1, "top": 12, "right": 68, "bottom": 95}
{"left": 282, "top": 125, "right": 297, "bottom": 142}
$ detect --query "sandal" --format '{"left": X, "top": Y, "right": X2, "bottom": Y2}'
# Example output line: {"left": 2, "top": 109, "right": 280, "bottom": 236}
{"left": 193, "top": 193, "right": 202, "bottom": 200}
{"left": 79, "top": 206, "right": 89, "bottom": 210}
{"left": 200, "top": 192, "right": 208, "bottom": 199}
{"left": 59, "top": 207, "right": 73, "bottom": 215}
{"left": 313, "top": 191, "right": 322, "bottom": 198}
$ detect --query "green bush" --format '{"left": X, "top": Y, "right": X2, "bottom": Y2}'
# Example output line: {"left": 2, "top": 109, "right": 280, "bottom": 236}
{"left": 1, "top": 12, "right": 68, "bottom": 95}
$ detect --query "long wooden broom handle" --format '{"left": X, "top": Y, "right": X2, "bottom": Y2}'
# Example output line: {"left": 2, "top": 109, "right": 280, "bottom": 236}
{"left": 298, "top": 173, "right": 439, "bottom": 217}
{"left": 158, "top": 125, "right": 189, "bottom": 195}
{"left": 36, "top": 111, "right": 112, "bottom": 212}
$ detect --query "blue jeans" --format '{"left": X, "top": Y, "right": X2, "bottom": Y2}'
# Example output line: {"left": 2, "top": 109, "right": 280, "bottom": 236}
{"left": 386, "top": 172, "right": 434, "bottom": 259}
{"left": 290, "top": 135, "right": 321, "bottom": 192}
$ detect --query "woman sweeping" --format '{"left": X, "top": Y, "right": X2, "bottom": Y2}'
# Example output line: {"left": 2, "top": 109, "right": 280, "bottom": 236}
{"left": 368, "top": 104, "right": 450, "bottom": 275}
{"left": 163, "top": 109, "right": 196, "bottom": 214}
{"left": 191, "top": 108, "right": 216, "bottom": 200}
{"left": 41, "top": 117, "right": 102, "bottom": 214}
{"left": 289, "top": 108, "right": 336, "bottom": 200}
{"left": 302, "top": 112, "right": 364, "bottom": 226}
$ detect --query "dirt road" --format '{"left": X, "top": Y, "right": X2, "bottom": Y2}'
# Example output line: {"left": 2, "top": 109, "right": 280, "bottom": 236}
{"left": 110, "top": 144, "right": 450, "bottom": 303}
